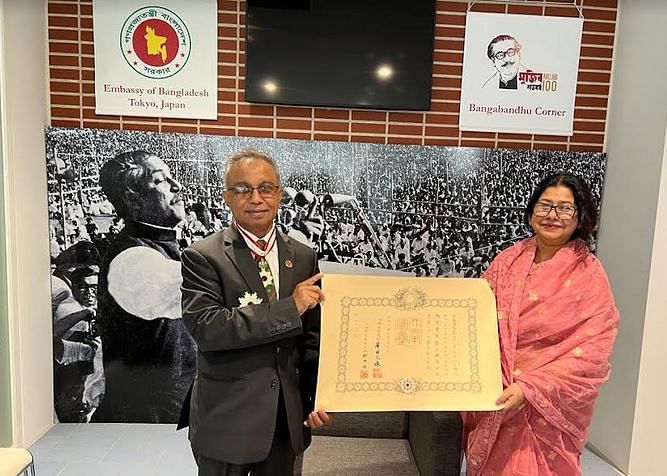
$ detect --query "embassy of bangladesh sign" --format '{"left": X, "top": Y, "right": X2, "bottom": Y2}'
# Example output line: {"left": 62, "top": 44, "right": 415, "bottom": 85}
{"left": 94, "top": 0, "right": 216, "bottom": 119}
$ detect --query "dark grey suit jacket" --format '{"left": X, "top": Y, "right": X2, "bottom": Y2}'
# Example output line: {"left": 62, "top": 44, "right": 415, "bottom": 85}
{"left": 178, "top": 226, "right": 320, "bottom": 464}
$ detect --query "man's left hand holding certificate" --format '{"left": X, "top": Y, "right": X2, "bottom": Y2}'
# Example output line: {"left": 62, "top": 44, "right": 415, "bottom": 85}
{"left": 315, "top": 274, "right": 503, "bottom": 412}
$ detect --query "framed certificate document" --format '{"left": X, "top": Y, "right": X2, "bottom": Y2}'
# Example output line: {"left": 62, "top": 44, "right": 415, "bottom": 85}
{"left": 315, "top": 275, "right": 503, "bottom": 411}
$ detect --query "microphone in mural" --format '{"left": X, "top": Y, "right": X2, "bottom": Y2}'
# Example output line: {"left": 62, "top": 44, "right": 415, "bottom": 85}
{"left": 278, "top": 188, "right": 394, "bottom": 269}
{"left": 322, "top": 193, "right": 394, "bottom": 270}
{"left": 279, "top": 187, "right": 325, "bottom": 249}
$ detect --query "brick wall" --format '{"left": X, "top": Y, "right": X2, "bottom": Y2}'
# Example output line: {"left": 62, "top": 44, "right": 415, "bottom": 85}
{"left": 48, "top": 0, "right": 617, "bottom": 152}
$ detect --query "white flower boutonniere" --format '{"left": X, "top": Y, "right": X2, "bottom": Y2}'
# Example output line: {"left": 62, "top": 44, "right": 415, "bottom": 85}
{"left": 238, "top": 291, "right": 263, "bottom": 307}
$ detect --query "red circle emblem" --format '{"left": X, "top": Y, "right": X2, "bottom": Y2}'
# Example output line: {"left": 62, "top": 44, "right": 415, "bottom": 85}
{"left": 120, "top": 6, "right": 191, "bottom": 79}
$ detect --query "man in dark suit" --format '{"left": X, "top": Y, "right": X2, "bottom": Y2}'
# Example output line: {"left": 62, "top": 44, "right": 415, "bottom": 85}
{"left": 179, "top": 147, "right": 332, "bottom": 475}
{"left": 93, "top": 150, "right": 196, "bottom": 423}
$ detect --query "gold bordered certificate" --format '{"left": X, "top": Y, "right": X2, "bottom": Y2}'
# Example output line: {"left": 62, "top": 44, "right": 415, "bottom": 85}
{"left": 315, "top": 275, "right": 503, "bottom": 411}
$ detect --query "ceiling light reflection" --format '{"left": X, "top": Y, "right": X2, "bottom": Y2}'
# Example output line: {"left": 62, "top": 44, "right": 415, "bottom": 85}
{"left": 263, "top": 80, "right": 278, "bottom": 94}
{"left": 376, "top": 65, "right": 393, "bottom": 80}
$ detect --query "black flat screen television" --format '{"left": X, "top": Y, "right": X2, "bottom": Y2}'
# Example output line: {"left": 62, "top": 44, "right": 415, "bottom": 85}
{"left": 245, "top": 0, "right": 436, "bottom": 110}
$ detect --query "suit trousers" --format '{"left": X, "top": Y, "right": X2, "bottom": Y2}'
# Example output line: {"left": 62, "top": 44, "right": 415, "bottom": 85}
{"left": 194, "top": 390, "right": 296, "bottom": 476}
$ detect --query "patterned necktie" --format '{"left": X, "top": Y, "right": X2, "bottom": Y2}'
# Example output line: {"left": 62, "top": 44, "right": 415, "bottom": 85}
{"left": 256, "top": 239, "right": 277, "bottom": 302}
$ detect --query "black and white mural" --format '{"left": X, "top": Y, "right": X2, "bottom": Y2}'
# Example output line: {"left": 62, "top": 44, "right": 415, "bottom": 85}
{"left": 45, "top": 127, "right": 607, "bottom": 423}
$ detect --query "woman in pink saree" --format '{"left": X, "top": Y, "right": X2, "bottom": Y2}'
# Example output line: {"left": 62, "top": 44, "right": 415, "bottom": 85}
{"left": 462, "top": 174, "right": 619, "bottom": 475}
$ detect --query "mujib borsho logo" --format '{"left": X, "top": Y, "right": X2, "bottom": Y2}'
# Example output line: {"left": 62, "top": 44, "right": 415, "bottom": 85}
{"left": 120, "top": 6, "right": 191, "bottom": 79}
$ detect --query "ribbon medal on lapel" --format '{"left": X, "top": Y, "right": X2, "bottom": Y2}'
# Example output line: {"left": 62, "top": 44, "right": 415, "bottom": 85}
{"left": 239, "top": 291, "right": 263, "bottom": 307}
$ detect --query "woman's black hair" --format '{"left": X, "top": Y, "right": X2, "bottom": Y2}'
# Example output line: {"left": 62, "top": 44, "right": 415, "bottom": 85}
{"left": 524, "top": 173, "right": 598, "bottom": 243}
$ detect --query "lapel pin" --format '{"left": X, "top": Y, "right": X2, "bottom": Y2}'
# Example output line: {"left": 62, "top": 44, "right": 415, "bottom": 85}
{"left": 285, "top": 259, "right": 293, "bottom": 269}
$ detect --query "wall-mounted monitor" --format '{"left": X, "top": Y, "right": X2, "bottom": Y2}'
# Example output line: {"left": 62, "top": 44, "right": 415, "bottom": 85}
{"left": 245, "top": 0, "right": 436, "bottom": 110}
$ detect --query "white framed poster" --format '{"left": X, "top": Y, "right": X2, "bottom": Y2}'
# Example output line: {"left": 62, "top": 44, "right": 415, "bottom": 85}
{"left": 93, "top": 0, "right": 218, "bottom": 119}
{"left": 459, "top": 12, "right": 583, "bottom": 136}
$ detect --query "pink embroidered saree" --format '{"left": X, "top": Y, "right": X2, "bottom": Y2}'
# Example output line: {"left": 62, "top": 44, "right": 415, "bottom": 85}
{"left": 462, "top": 238, "right": 619, "bottom": 475}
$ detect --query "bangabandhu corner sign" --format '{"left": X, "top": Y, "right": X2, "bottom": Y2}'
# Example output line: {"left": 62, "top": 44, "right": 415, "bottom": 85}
{"left": 459, "top": 12, "right": 583, "bottom": 136}
{"left": 93, "top": 0, "right": 217, "bottom": 119}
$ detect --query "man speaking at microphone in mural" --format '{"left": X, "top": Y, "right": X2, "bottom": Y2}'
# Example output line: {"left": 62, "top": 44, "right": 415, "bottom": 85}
{"left": 91, "top": 150, "right": 196, "bottom": 423}
{"left": 178, "top": 147, "right": 332, "bottom": 475}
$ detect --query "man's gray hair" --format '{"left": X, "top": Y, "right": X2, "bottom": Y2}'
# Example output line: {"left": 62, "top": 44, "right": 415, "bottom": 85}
{"left": 223, "top": 147, "right": 281, "bottom": 188}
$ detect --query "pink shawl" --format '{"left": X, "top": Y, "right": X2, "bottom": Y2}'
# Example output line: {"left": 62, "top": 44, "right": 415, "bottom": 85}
{"left": 462, "top": 238, "right": 619, "bottom": 475}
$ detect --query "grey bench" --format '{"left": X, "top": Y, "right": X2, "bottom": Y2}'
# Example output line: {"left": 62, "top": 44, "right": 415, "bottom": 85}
{"left": 297, "top": 411, "right": 462, "bottom": 475}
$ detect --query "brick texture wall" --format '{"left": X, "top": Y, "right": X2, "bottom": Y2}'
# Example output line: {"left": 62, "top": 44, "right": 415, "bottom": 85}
{"left": 48, "top": 0, "right": 617, "bottom": 152}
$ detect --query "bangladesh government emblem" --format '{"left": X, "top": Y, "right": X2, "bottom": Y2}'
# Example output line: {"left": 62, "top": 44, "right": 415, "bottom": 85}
{"left": 119, "top": 6, "right": 191, "bottom": 79}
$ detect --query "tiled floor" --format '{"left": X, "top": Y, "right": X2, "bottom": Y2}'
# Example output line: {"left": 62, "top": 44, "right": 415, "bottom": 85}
{"left": 29, "top": 424, "right": 196, "bottom": 476}
{"left": 29, "top": 423, "right": 624, "bottom": 475}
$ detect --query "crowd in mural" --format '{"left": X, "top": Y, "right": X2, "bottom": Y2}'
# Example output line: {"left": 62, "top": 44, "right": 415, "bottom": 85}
{"left": 45, "top": 128, "right": 606, "bottom": 423}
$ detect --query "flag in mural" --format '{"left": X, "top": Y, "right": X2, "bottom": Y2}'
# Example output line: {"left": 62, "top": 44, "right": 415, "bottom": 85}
{"left": 93, "top": 0, "right": 217, "bottom": 119}
{"left": 459, "top": 12, "right": 583, "bottom": 136}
